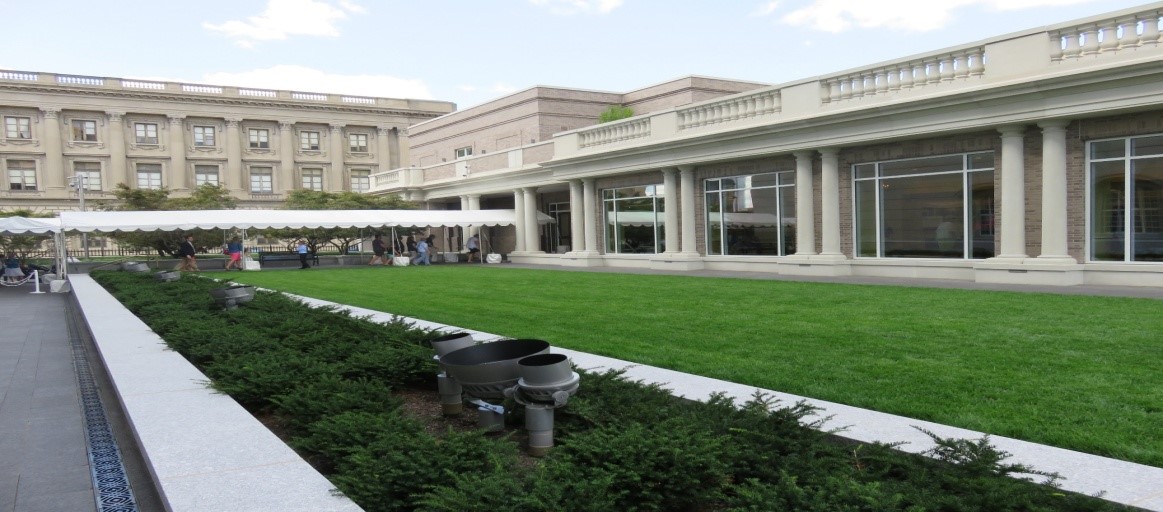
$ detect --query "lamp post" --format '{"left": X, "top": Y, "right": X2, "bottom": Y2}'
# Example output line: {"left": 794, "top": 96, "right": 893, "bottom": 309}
{"left": 69, "top": 175, "right": 89, "bottom": 258}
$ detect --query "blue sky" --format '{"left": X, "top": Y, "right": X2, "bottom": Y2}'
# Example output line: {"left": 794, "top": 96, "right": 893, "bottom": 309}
{"left": 0, "top": 0, "right": 1151, "bottom": 109}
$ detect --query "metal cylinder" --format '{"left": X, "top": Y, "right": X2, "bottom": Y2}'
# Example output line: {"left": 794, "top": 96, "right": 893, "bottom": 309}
{"left": 437, "top": 372, "right": 463, "bottom": 415}
{"left": 525, "top": 404, "right": 555, "bottom": 457}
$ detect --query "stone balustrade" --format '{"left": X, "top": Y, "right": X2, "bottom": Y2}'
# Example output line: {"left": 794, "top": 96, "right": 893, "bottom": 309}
{"left": 0, "top": 69, "right": 452, "bottom": 111}
{"left": 678, "top": 90, "right": 780, "bottom": 130}
{"left": 554, "top": 3, "right": 1163, "bottom": 160}
{"left": 821, "top": 47, "right": 984, "bottom": 104}
{"left": 578, "top": 117, "right": 652, "bottom": 148}
{"left": 1051, "top": 10, "right": 1161, "bottom": 61}
{"left": 368, "top": 141, "right": 555, "bottom": 194}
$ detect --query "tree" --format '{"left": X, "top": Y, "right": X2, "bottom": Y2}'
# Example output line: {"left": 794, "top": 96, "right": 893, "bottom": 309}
{"left": 261, "top": 190, "right": 419, "bottom": 255}
{"left": 599, "top": 104, "right": 634, "bottom": 123}
{"left": 98, "top": 184, "right": 237, "bottom": 257}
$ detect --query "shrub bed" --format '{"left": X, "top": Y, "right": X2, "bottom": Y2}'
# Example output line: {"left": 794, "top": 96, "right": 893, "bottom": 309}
{"left": 91, "top": 271, "right": 1130, "bottom": 512}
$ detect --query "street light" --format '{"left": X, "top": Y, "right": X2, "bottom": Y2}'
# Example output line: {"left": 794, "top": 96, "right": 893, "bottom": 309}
{"left": 69, "top": 174, "right": 89, "bottom": 258}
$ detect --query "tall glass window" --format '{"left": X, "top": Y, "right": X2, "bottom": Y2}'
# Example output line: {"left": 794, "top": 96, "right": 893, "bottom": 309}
{"left": 301, "top": 168, "right": 323, "bottom": 191}
{"left": 1090, "top": 134, "right": 1163, "bottom": 262}
{"left": 854, "top": 152, "right": 995, "bottom": 259}
{"left": 136, "top": 164, "right": 162, "bottom": 190}
{"left": 705, "top": 171, "right": 795, "bottom": 256}
{"left": 250, "top": 167, "right": 273, "bottom": 193}
{"left": 603, "top": 185, "right": 664, "bottom": 254}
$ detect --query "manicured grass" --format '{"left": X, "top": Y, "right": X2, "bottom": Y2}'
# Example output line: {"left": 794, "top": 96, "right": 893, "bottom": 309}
{"left": 226, "top": 265, "right": 1163, "bottom": 468}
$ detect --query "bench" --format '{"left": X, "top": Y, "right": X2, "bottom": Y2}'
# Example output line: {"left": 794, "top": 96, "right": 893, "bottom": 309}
{"left": 257, "top": 251, "right": 319, "bottom": 267}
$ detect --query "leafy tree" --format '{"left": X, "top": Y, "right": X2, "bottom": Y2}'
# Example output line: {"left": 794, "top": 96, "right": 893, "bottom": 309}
{"left": 261, "top": 190, "right": 418, "bottom": 255}
{"left": 98, "top": 184, "right": 237, "bottom": 257}
{"left": 0, "top": 209, "right": 55, "bottom": 261}
{"left": 598, "top": 104, "right": 634, "bottom": 123}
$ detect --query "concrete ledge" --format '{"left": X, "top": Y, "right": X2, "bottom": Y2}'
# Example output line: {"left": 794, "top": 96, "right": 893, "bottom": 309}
{"left": 69, "top": 275, "right": 363, "bottom": 512}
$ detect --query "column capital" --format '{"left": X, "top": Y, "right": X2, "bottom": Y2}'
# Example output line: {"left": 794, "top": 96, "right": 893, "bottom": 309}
{"left": 330, "top": 123, "right": 346, "bottom": 132}
{"left": 817, "top": 147, "right": 840, "bottom": 158}
{"left": 105, "top": 111, "right": 125, "bottom": 121}
{"left": 167, "top": 114, "right": 186, "bottom": 125}
{"left": 466, "top": 193, "right": 481, "bottom": 200}
{"left": 377, "top": 126, "right": 393, "bottom": 135}
{"left": 662, "top": 168, "right": 678, "bottom": 178}
{"left": 792, "top": 150, "right": 815, "bottom": 160}
{"left": 997, "top": 125, "right": 1027, "bottom": 138}
{"left": 279, "top": 121, "right": 295, "bottom": 129}
{"left": 39, "top": 107, "right": 61, "bottom": 118}
{"left": 522, "top": 186, "right": 538, "bottom": 194}
{"left": 1037, "top": 119, "right": 1070, "bottom": 131}
{"left": 225, "top": 117, "right": 243, "bottom": 127}
{"left": 676, "top": 165, "right": 695, "bottom": 173}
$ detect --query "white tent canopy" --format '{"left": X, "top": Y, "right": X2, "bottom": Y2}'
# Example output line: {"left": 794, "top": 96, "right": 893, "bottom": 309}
{"left": 57, "top": 209, "right": 551, "bottom": 233}
{"left": 0, "top": 216, "right": 62, "bottom": 235}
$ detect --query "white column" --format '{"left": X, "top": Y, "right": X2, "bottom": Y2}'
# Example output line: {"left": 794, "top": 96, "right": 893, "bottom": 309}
{"left": 662, "top": 168, "right": 679, "bottom": 254}
{"left": 329, "top": 124, "right": 346, "bottom": 191}
{"left": 225, "top": 118, "right": 243, "bottom": 191}
{"left": 167, "top": 115, "right": 187, "bottom": 190}
{"left": 996, "top": 126, "right": 1028, "bottom": 259}
{"left": 105, "top": 112, "right": 127, "bottom": 188}
{"left": 513, "top": 189, "right": 526, "bottom": 253}
{"left": 583, "top": 178, "right": 598, "bottom": 254}
{"left": 819, "top": 148, "right": 842, "bottom": 256}
{"left": 679, "top": 166, "right": 698, "bottom": 255}
{"left": 376, "top": 126, "right": 392, "bottom": 172}
{"left": 794, "top": 151, "right": 817, "bottom": 256}
{"left": 1037, "top": 120, "right": 1073, "bottom": 262}
{"left": 569, "top": 179, "right": 585, "bottom": 253}
{"left": 279, "top": 122, "right": 295, "bottom": 195}
{"left": 40, "top": 108, "right": 65, "bottom": 190}
{"left": 523, "top": 186, "right": 542, "bottom": 253}
{"left": 467, "top": 194, "right": 481, "bottom": 238}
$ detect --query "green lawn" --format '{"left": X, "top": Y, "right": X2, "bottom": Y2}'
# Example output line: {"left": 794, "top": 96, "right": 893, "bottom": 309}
{"left": 225, "top": 265, "right": 1163, "bottom": 468}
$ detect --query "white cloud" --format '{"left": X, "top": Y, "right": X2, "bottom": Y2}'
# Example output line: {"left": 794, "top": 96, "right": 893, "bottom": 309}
{"left": 491, "top": 82, "right": 519, "bottom": 95}
{"left": 198, "top": 65, "right": 433, "bottom": 99}
{"left": 750, "top": 1, "right": 780, "bottom": 17}
{"left": 776, "top": 0, "right": 1099, "bottom": 33}
{"left": 203, "top": 0, "right": 364, "bottom": 47}
{"left": 528, "top": 0, "right": 624, "bottom": 15}
{"left": 457, "top": 85, "right": 478, "bottom": 92}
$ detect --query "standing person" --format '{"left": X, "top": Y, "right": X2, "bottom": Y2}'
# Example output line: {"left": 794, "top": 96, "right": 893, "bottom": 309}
{"left": 369, "top": 234, "right": 387, "bottom": 265}
{"left": 297, "top": 239, "right": 311, "bottom": 269}
{"left": 406, "top": 236, "right": 418, "bottom": 261}
{"left": 177, "top": 234, "right": 199, "bottom": 271}
{"left": 3, "top": 253, "right": 23, "bottom": 283}
{"left": 425, "top": 234, "right": 438, "bottom": 262}
{"left": 465, "top": 233, "right": 480, "bottom": 263}
{"left": 224, "top": 237, "right": 244, "bottom": 271}
{"left": 416, "top": 235, "right": 431, "bottom": 265}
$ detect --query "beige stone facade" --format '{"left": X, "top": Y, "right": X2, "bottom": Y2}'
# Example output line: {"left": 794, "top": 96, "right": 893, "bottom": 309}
{"left": 0, "top": 70, "right": 454, "bottom": 213}
{"left": 371, "top": 3, "right": 1163, "bottom": 287}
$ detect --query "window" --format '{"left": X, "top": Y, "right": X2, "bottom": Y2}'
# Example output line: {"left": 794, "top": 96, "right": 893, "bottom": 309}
{"left": 454, "top": 146, "right": 473, "bottom": 159}
{"left": 349, "top": 133, "right": 369, "bottom": 153}
{"left": 194, "top": 165, "right": 219, "bottom": 187}
{"left": 6, "top": 160, "right": 36, "bottom": 190}
{"left": 705, "top": 171, "right": 796, "bottom": 256}
{"left": 350, "top": 169, "right": 370, "bottom": 192}
{"left": 136, "top": 163, "right": 162, "bottom": 189}
{"left": 1089, "top": 134, "right": 1163, "bottom": 262}
{"left": 603, "top": 185, "right": 665, "bottom": 254}
{"left": 134, "top": 122, "right": 159, "bottom": 144}
{"left": 193, "top": 126, "right": 216, "bottom": 147}
{"left": 300, "top": 131, "right": 320, "bottom": 151}
{"left": 248, "top": 128, "right": 270, "bottom": 149}
{"left": 301, "top": 168, "right": 323, "bottom": 191}
{"left": 73, "top": 162, "right": 102, "bottom": 191}
{"left": 250, "top": 167, "right": 273, "bottom": 193}
{"left": 71, "top": 119, "right": 97, "bottom": 142}
{"left": 853, "top": 152, "right": 995, "bottom": 259}
{"left": 4, "top": 116, "right": 31, "bottom": 139}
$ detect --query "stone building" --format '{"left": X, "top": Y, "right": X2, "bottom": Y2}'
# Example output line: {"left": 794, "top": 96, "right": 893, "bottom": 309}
{"left": 0, "top": 70, "right": 454, "bottom": 213}
{"left": 370, "top": 3, "right": 1163, "bottom": 287}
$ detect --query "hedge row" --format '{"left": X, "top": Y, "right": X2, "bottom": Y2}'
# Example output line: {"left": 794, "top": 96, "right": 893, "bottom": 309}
{"left": 91, "top": 271, "right": 1128, "bottom": 512}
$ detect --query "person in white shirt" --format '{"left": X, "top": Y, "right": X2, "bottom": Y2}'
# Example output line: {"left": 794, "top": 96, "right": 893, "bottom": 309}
{"left": 466, "top": 234, "right": 480, "bottom": 263}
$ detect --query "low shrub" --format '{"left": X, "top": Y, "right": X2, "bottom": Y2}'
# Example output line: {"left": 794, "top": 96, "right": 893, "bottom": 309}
{"left": 90, "top": 271, "right": 1131, "bottom": 512}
